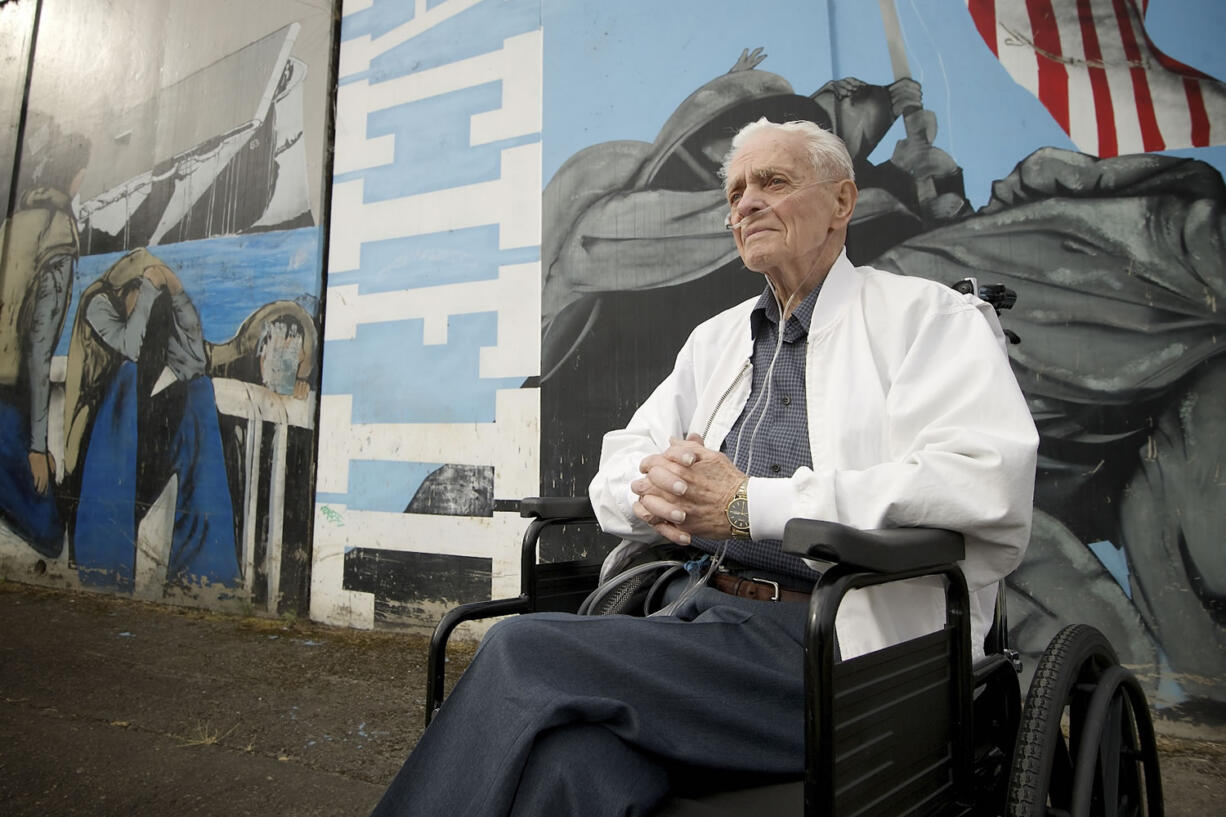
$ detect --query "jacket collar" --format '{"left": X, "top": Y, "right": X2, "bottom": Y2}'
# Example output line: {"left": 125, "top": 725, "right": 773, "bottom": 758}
{"left": 749, "top": 280, "right": 822, "bottom": 341}
{"left": 809, "top": 249, "right": 860, "bottom": 336}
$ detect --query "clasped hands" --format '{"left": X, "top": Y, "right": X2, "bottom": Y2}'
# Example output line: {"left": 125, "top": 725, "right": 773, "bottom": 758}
{"left": 632, "top": 433, "right": 746, "bottom": 545}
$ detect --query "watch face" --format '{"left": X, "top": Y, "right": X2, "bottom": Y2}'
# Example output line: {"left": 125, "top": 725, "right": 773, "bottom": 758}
{"left": 727, "top": 497, "right": 749, "bottom": 529}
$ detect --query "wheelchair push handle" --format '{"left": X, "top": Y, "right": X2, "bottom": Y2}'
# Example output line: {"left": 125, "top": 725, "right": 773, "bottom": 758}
{"left": 952, "top": 277, "right": 1020, "bottom": 345}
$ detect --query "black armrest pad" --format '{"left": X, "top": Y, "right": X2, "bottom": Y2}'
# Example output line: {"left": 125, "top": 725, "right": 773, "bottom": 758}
{"left": 519, "top": 497, "right": 596, "bottom": 520}
{"left": 782, "top": 519, "right": 964, "bottom": 573}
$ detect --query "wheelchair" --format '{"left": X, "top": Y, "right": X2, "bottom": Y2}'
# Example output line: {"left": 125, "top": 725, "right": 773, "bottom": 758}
{"left": 425, "top": 502, "right": 1164, "bottom": 817}
{"left": 424, "top": 283, "right": 1164, "bottom": 816}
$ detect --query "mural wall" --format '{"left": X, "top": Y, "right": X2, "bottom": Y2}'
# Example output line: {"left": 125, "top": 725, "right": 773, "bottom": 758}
{"left": 315, "top": 0, "right": 542, "bottom": 627}
{"left": 322, "top": 0, "right": 1226, "bottom": 728}
{"left": 0, "top": 0, "right": 335, "bottom": 613}
{"left": 2, "top": 0, "right": 1221, "bottom": 731}
{"left": 534, "top": 0, "right": 1226, "bottom": 724}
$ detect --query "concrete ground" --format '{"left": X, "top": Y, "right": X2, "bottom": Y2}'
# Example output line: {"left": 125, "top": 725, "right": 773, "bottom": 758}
{"left": 1, "top": 580, "right": 1222, "bottom": 816}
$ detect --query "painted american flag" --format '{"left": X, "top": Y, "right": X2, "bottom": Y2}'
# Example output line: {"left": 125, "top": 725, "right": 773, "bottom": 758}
{"left": 966, "top": 0, "right": 1226, "bottom": 157}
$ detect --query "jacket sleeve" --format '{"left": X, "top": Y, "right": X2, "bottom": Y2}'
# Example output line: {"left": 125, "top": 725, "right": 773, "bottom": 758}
{"left": 750, "top": 300, "right": 1038, "bottom": 592}
{"left": 588, "top": 340, "right": 699, "bottom": 542}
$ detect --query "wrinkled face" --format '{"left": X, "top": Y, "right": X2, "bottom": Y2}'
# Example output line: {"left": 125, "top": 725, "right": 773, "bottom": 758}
{"left": 724, "top": 130, "right": 848, "bottom": 278}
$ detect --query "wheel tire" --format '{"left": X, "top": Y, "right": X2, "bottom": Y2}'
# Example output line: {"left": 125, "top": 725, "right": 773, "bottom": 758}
{"left": 1006, "top": 624, "right": 1163, "bottom": 817}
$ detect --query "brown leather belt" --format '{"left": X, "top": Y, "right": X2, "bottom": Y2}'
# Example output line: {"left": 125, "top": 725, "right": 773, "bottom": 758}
{"left": 710, "top": 571, "right": 810, "bottom": 603}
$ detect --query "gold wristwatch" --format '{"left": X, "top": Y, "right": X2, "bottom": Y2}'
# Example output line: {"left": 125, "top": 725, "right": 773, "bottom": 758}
{"left": 725, "top": 478, "right": 751, "bottom": 539}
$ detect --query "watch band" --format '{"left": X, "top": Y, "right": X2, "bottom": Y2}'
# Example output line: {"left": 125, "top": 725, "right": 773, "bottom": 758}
{"left": 726, "top": 478, "right": 751, "bottom": 540}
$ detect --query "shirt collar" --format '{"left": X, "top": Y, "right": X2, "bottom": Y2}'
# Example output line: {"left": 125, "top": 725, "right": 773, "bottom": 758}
{"left": 749, "top": 281, "right": 823, "bottom": 341}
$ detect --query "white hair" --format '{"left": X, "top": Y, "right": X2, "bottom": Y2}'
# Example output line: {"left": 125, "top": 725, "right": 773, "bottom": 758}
{"left": 719, "top": 118, "right": 855, "bottom": 192}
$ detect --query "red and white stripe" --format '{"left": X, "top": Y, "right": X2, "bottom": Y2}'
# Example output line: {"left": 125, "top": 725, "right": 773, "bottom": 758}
{"left": 966, "top": 0, "right": 1225, "bottom": 157}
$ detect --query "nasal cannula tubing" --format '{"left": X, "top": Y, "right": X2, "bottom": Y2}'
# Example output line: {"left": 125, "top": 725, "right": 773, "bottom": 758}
{"left": 732, "top": 254, "right": 827, "bottom": 474}
{"left": 727, "top": 178, "right": 836, "bottom": 471}
{"left": 582, "top": 179, "right": 840, "bottom": 619}
{"left": 724, "top": 179, "right": 839, "bottom": 231}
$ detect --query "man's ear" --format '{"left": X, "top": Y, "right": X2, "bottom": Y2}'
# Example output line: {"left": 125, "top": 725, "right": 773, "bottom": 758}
{"left": 831, "top": 179, "right": 858, "bottom": 226}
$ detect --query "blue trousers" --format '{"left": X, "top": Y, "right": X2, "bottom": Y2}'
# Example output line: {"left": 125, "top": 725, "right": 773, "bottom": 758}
{"left": 0, "top": 399, "right": 63, "bottom": 556}
{"left": 370, "top": 586, "right": 808, "bottom": 817}
{"left": 74, "top": 362, "right": 238, "bottom": 589}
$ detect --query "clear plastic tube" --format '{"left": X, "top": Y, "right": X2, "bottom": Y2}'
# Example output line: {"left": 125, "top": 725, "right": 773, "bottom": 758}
{"left": 724, "top": 180, "right": 836, "bottom": 231}
{"left": 649, "top": 542, "right": 730, "bottom": 618}
{"left": 642, "top": 564, "right": 687, "bottom": 615}
{"left": 732, "top": 231, "right": 828, "bottom": 473}
{"left": 577, "top": 559, "right": 685, "bottom": 616}
{"left": 733, "top": 292, "right": 789, "bottom": 474}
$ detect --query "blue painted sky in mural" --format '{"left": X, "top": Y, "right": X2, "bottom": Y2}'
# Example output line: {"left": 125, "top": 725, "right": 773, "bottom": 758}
{"left": 543, "top": 0, "right": 1226, "bottom": 207}
{"left": 542, "top": 0, "right": 831, "bottom": 183}
{"left": 64, "top": 228, "right": 322, "bottom": 356}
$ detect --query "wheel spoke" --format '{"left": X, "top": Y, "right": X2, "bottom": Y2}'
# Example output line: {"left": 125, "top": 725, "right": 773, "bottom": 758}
{"left": 1097, "top": 694, "right": 1124, "bottom": 817}
{"left": 1049, "top": 729, "right": 1074, "bottom": 810}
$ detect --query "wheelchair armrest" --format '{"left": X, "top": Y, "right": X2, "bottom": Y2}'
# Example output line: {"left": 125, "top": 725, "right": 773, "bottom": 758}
{"left": 427, "top": 497, "right": 602, "bottom": 725}
{"left": 515, "top": 498, "right": 598, "bottom": 602}
{"left": 519, "top": 496, "right": 596, "bottom": 521}
{"left": 782, "top": 519, "right": 964, "bottom": 573}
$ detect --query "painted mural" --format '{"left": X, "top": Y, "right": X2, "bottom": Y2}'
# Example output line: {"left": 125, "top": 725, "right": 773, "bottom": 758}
{"left": 0, "top": 0, "right": 334, "bottom": 613}
{"left": 4, "top": 0, "right": 1218, "bottom": 732}
{"left": 317, "top": 0, "right": 543, "bottom": 627}
{"left": 536, "top": 0, "right": 1226, "bottom": 721}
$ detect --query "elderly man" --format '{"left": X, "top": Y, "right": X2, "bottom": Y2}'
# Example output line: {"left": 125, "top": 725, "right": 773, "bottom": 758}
{"left": 369, "top": 119, "right": 1036, "bottom": 817}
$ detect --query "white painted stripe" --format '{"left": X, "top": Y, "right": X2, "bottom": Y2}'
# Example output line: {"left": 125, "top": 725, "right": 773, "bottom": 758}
{"left": 313, "top": 504, "right": 522, "bottom": 559}
{"left": 322, "top": 261, "right": 540, "bottom": 352}
{"left": 995, "top": 1, "right": 1041, "bottom": 99}
{"left": 1056, "top": 9, "right": 1098, "bottom": 153}
{"left": 1150, "top": 63, "right": 1194, "bottom": 153}
{"left": 339, "top": 0, "right": 487, "bottom": 79}
{"left": 1203, "top": 78, "right": 1226, "bottom": 145}
{"left": 332, "top": 31, "right": 542, "bottom": 176}
{"left": 1093, "top": 0, "right": 1146, "bottom": 155}
{"left": 315, "top": 388, "right": 539, "bottom": 500}
{"left": 327, "top": 141, "right": 541, "bottom": 272}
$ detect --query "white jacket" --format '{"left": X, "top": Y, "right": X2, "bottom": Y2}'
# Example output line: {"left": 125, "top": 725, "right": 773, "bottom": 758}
{"left": 589, "top": 252, "right": 1039, "bottom": 659}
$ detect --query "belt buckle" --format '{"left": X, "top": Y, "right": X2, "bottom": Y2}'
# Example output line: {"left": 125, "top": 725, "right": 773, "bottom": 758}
{"left": 749, "top": 577, "right": 780, "bottom": 602}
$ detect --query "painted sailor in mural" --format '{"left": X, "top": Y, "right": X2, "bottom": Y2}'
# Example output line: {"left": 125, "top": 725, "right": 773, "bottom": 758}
{"left": 0, "top": 114, "right": 89, "bottom": 557}
{"left": 207, "top": 299, "right": 318, "bottom": 400}
{"left": 0, "top": 10, "right": 329, "bottom": 610}
{"left": 885, "top": 0, "right": 1226, "bottom": 710}
{"left": 542, "top": 37, "right": 1226, "bottom": 710}
{"left": 540, "top": 52, "right": 967, "bottom": 507}
{"left": 541, "top": 52, "right": 961, "bottom": 388}
{"left": 63, "top": 248, "right": 240, "bottom": 590}
{"left": 876, "top": 148, "right": 1226, "bottom": 707}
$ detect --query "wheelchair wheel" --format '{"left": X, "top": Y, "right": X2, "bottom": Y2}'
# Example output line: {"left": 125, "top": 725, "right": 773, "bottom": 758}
{"left": 1007, "top": 624, "right": 1163, "bottom": 817}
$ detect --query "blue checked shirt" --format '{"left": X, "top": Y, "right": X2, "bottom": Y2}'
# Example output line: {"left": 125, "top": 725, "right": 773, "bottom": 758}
{"left": 692, "top": 284, "right": 822, "bottom": 582}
